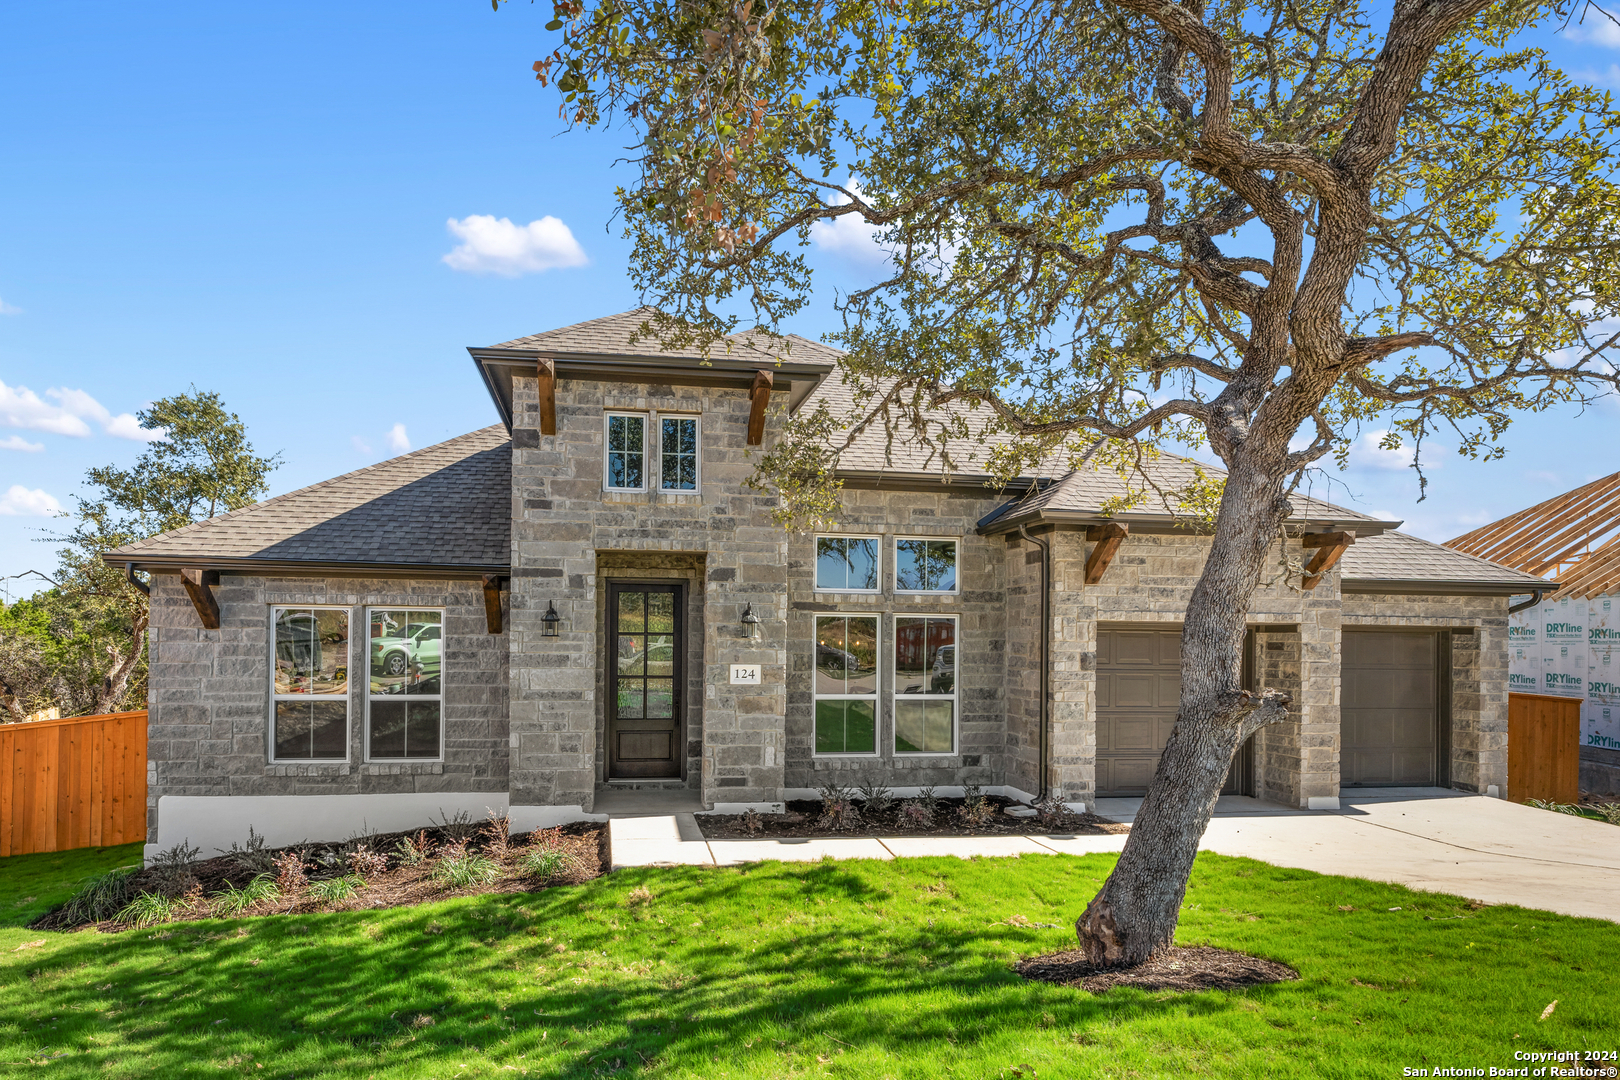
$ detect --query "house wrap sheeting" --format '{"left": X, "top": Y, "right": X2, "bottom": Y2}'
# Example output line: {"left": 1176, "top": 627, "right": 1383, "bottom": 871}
{"left": 1508, "top": 595, "right": 1620, "bottom": 752}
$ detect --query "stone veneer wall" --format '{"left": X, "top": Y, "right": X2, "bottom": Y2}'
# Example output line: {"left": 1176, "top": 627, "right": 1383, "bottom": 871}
{"left": 1001, "top": 531, "right": 1043, "bottom": 798}
{"left": 508, "top": 374, "right": 788, "bottom": 812}
{"left": 144, "top": 572, "right": 509, "bottom": 843}
{"left": 1341, "top": 591, "right": 1509, "bottom": 796}
{"left": 1039, "top": 531, "right": 1340, "bottom": 809}
{"left": 781, "top": 486, "right": 1007, "bottom": 794}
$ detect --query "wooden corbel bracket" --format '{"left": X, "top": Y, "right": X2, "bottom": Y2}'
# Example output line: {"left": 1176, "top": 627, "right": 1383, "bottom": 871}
{"left": 1084, "top": 522, "right": 1130, "bottom": 585}
{"left": 1300, "top": 531, "right": 1355, "bottom": 591}
{"left": 746, "top": 369, "right": 774, "bottom": 446}
{"left": 180, "top": 568, "right": 221, "bottom": 630}
{"left": 535, "top": 358, "right": 557, "bottom": 436}
{"left": 482, "top": 574, "right": 508, "bottom": 635}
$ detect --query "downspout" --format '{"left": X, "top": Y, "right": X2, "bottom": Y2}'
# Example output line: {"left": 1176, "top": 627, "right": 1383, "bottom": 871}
{"left": 1017, "top": 524, "right": 1051, "bottom": 801}
{"left": 1508, "top": 588, "right": 1543, "bottom": 615}
{"left": 124, "top": 563, "right": 150, "bottom": 597}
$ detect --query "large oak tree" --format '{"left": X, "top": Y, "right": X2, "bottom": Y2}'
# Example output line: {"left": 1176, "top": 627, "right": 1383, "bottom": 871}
{"left": 506, "top": 0, "right": 1620, "bottom": 965}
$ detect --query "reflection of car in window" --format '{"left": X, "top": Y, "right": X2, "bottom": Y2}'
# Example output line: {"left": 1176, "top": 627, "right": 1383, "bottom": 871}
{"left": 817, "top": 643, "right": 860, "bottom": 675}
{"left": 930, "top": 645, "right": 955, "bottom": 693}
{"left": 371, "top": 623, "right": 441, "bottom": 679}
{"left": 617, "top": 640, "right": 675, "bottom": 673}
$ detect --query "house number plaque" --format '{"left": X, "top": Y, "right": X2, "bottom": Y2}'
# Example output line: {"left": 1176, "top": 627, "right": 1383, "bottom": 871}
{"left": 729, "top": 664, "right": 761, "bottom": 685}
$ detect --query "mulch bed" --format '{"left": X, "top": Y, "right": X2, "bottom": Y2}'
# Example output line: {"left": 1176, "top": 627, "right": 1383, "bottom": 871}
{"left": 1016, "top": 945, "right": 1300, "bottom": 993}
{"left": 698, "top": 795, "right": 1130, "bottom": 840}
{"left": 31, "top": 821, "right": 605, "bottom": 932}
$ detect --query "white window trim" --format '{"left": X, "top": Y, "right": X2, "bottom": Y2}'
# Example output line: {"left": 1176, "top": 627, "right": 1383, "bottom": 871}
{"left": 655, "top": 412, "right": 702, "bottom": 493}
{"left": 891, "top": 612, "right": 960, "bottom": 756}
{"left": 813, "top": 534, "right": 884, "bottom": 594}
{"left": 364, "top": 606, "right": 447, "bottom": 764}
{"left": 893, "top": 536, "right": 961, "bottom": 595}
{"left": 603, "top": 412, "right": 649, "bottom": 493}
{"left": 268, "top": 604, "right": 353, "bottom": 764}
{"left": 811, "top": 612, "right": 882, "bottom": 758}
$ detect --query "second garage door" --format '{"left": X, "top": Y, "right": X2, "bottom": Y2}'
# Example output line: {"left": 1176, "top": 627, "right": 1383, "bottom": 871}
{"left": 1341, "top": 630, "right": 1441, "bottom": 786}
{"left": 1096, "top": 628, "right": 1247, "bottom": 797}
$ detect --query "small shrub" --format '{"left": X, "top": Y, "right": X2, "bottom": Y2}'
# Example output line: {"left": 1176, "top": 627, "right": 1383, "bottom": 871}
{"left": 273, "top": 850, "right": 308, "bottom": 894}
{"left": 857, "top": 781, "right": 896, "bottom": 817}
{"left": 116, "top": 892, "right": 179, "bottom": 929}
{"left": 742, "top": 808, "right": 764, "bottom": 836}
{"left": 433, "top": 850, "right": 501, "bottom": 889}
{"left": 348, "top": 844, "right": 389, "bottom": 877}
{"left": 148, "top": 840, "right": 202, "bottom": 895}
{"left": 211, "top": 875, "right": 280, "bottom": 917}
{"left": 434, "top": 808, "right": 478, "bottom": 842}
{"left": 899, "top": 799, "right": 935, "bottom": 828}
{"left": 1588, "top": 802, "right": 1620, "bottom": 826}
{"left": 1527, "top": 798, "right": 1584, "bottom": 816}
{"left": 817, "top": 782, "right": 863, "bottom": 831}
{"left": 307, "top": 875, "right": 364, "bottom": 903}
{"left": 626, "top": 885, "right": 655, "bottom": 906}
{"left": 518, "top": 848, "right": 580, "bottom": 881}
{"left": 1032, "top": 795, "right": 1069, "bottom": 827}
{"left": 482, "top": 812, "right": 513, "bottom": 861}
{"left": 959, "top": 784, "right": 995, "bottom": 828}
{"left": 916, "top": 786, "right": 939, "bottom": 811}
{"left": 215, "top": 826, "right": 275, "bottom": 875}
{"left": 59, "top": 866, "right": 142, "bottom": 926}
{"left": 395, "top": 830, "right": 434, "bottom": 866}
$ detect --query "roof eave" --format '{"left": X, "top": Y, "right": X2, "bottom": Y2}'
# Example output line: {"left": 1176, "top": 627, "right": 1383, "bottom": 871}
{"left": 104, "top": 553, "right": 509, "bottom": 581}
{"left": 1340, "top": 577, "right": 1540, "bottom": 596}
{"left": 978, "top": 507, "right": 1400, "bottom": 537}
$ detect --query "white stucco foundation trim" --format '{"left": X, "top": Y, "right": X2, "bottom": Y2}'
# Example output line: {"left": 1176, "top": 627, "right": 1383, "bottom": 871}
{"left": 151, "top": 792, "right": 512, "bottom": 860}
{"left": 509, "top": 804, "right": 609, "bottom": 831}
{"left": 782, "top": 785, "right": 1050, "bottom": 806}
{"left": 697, "top": 802, "right": 786, "bottom": 815}
{"left": 1307, "top": 795, "right": 1342, "bottom": 810}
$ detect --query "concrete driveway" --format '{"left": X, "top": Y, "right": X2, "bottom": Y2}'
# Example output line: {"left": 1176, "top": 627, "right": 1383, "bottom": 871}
{"left": 1096, "top": 788, "right": 1620, "bottom": 923}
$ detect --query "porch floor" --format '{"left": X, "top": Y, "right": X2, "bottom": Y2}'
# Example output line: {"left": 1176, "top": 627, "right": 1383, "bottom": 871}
{"left": 592, "top": 787, "right": 704, "bottom": 816}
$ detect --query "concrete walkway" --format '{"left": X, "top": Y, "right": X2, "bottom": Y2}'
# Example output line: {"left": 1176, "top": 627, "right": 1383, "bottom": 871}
{"left": 603, "top": 789, "right": 1620, "bottom": 923}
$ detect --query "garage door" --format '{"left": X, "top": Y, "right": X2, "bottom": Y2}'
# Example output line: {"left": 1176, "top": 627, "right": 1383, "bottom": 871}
{"left": 1096, "top": 628, "right": 1246, "bottom": 797}
{"left": 1342, "top": 630, "right": 1440, "bottom": 786}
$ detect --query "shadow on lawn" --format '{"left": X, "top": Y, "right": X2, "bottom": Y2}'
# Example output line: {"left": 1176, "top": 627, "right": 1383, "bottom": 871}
{"left": 8, "top": 855, "right": 1307, "bottom": 1075}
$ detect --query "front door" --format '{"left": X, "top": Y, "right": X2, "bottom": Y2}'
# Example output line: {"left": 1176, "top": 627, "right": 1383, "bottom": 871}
{"left": 607, "top": 583, "right": 683, "bottom": 779}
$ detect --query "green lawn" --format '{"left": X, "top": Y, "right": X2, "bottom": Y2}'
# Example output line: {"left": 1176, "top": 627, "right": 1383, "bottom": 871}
{"left": 0, "top": 843, "right": 143, "bottom": 929}
{"left": 1, "top": 851, "right": 1613, "bottom": 1078}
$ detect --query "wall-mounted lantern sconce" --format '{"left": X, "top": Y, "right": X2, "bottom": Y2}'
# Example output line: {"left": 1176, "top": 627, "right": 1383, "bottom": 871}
{"left": 542, "top": 601, "right": 562, "bottom": 638}
{"left": 741, "top": 603, "right": 761, "bottom": 641}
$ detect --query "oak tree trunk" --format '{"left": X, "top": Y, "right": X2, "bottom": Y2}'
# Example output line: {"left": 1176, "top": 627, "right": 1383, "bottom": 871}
{"left": 1076, "top": 443, "right": 1296, "bottom": 967}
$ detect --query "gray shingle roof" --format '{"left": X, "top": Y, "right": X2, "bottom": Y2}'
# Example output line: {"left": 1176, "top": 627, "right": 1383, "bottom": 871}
{"left": 1340, "top": 529, "right": 1546, "bottom": 592}
{"left": 109, "top": 426, "right": 511, "bottom": 572}
{"left": 494, "top": 308, "right": 843, "bottom": 367}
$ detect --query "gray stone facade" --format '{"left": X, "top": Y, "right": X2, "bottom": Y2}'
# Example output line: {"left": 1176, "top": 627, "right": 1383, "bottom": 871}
{"left": 136, "top": 363, "right": 1525, "bottom": 850}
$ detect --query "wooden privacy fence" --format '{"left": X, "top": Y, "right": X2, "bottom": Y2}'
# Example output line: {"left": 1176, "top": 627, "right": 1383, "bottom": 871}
{"left": 1508, "top": 693, "right": 1580, "bottom": 805}
{"left": 1, "top": 710, "right": 147, "bottom": 857}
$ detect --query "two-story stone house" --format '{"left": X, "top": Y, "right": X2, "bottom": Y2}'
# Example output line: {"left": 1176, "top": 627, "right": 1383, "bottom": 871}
{"left": 110, "top": 310, "right": 1543, "bottom": 857}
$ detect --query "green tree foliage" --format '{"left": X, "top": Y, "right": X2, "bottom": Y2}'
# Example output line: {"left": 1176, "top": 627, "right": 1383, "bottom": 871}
{"left": 515, "top": 0, "right": 1620, "bottom": 965}
{"left": 0, "top": 390, "right": 278, "bottom": 721}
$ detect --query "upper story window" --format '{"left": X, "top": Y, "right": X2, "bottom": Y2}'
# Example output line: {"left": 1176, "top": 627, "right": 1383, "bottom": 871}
{"left": 271, "top": 606, "right": 350, "bottom": 761}
{"left": 895, "top": 538, "right": 959, "bottom": 593}
{"left": 366, "top": 608, "right": 444, "bottom": 761}
{"left": 605, "top": 413, "right": 647, "bottom": 491}
{"left": 815, "top": 536, "right": 880, "bottom": 592}
{"left": 660, "top": 416, "right": 699, "bottom": 491}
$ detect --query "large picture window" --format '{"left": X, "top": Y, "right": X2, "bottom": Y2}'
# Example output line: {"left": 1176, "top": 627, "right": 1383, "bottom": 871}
{"left": 659, "top": 416, "right": 699, "bottom": 491}
{"left": 815, "top": 536, "right": 880, "bottom": 592}
{"left": 894, "top": 615, "right": 957, "bottom": 754}
{"left": 367, "top": 608, "right": 444, "bottom": 760}
{"left": 605, "top": 413, "right": 647, "bottom": 491}
{"left": 271, "top": 607, "right": 350, "bottom": 761}
{"left": 895, "top": 538, "right": 959, "bottom": 593}
{"left": 813, "top": 615, "right": 879, "bottom": 754}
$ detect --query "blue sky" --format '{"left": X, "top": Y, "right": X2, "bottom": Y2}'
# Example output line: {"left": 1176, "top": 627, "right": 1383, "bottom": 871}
{"left": 2, "top": 1, "right": 1618, "bottom": 594}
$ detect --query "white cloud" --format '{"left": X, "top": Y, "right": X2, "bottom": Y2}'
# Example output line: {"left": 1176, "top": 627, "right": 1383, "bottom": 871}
{"left": 0, "top": 297, "right": 20, "bottom": 315}
{"left": 351, "top": 435, "right": 372, "bottom": 456}
{"left": 0, "top": 485, "right": 62, "bottom": 517}
{"left": 0, "top": 434, "right": 44, "bottom": 452}
{"left": 441, "top": 215, "right": 588, "bottom": 277}
{"left": 810, "top": 182, "right": 893, "bottom": 266}
{"left": 1565, "top": 9, "right": 1620, "bottom": 46}
{"left": 1350, "top": 429, "right": 1445, "bottom": 472}
{"left": 1574, "top": 63, "right": 1620, "bottom": 87}
{"left": 387, "top": 423, "right": 411, "bottom": 454}
{"left": 0, "top": 380, "right": 165, "bottom": 441}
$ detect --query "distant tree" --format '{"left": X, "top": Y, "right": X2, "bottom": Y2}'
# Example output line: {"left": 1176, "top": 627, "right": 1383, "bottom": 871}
{"left": 516, "top": 0, "right": 1620, "bottom": 966}
{"left": 0, "top": 389, "right": 279, "bottom": 720}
